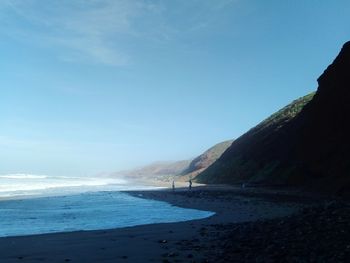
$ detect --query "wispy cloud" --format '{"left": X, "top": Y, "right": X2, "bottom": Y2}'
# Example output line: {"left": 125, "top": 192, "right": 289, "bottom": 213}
{"left": 0, "top": 0, "right": 159, "bottom": 65}
{"left": 0, "top": 0, "right": 238, "bottom": 66}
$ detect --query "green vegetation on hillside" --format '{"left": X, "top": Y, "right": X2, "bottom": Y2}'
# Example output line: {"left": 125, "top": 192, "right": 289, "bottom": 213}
{"left": 195, "top": 92, "right": 316, "bottom": 184}
{"left": 254, "top": 92, "right": 315, "bottom": 133}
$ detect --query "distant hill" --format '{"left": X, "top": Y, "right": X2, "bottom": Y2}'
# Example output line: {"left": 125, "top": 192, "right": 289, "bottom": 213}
{"left": 116, "top": 160, "right": 191, "bottom": 182}
{"left": 180, "top": 140, "right": 234, "bottom": 179}
{"left": 196, "top": 41, "right": 350, "bottom": 194}
{"left": 114, "top": 140, "right": 233, "bottom": 183}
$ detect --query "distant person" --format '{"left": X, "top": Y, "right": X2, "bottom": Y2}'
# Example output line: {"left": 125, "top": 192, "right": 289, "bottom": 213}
{"left": 172, "top": 180, "right": 175, "bottom": 191}
{"left": 241, "top": 183, "right": 246, "bottom": 189}
{"left": 189, "top": 179, "right": 192, "bottom": 191}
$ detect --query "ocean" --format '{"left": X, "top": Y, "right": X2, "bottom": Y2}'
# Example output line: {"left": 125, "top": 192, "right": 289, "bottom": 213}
{"left": 0, "top": 174, "right": 214, "bottom": 237}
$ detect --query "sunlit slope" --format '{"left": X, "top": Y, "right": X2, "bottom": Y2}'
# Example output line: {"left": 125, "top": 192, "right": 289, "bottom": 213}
{"left": 180, "top": 140, "right": 233, "bottom": 179}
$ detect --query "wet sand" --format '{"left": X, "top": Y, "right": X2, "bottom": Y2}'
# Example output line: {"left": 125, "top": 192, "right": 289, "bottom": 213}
{"left": 0, "top": 185, "right": 309, "bottom": 263}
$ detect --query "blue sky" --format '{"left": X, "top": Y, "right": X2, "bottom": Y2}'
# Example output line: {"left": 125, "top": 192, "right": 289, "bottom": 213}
{"left": 1, "top": 0, "right": 350, "bottom": 176}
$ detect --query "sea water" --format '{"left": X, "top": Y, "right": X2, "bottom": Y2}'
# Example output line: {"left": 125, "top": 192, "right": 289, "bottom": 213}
{"left": 0, "top": 174, "right": 214, "bottom": 237}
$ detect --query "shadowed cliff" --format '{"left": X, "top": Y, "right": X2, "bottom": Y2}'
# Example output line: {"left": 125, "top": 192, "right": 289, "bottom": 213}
{"left": 196, "top": 42, "right": 350, "bottom": 194}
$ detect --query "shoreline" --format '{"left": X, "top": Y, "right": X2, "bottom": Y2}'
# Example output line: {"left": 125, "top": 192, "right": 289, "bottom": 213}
{"left": 0, "top": 185, "right": 316, "bottom": 262}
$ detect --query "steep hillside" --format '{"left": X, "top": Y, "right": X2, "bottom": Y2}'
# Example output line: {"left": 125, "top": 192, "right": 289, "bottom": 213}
{"left": 196, "top": 92, "right": 315, "bottom": 184}
{"left": 291, "top": 41, "right": 350, "bottom": 192}
{"left": 181, "top": 140, "right": 234, "bottom": 177}
{"left": 196, "top": 41, "right": 350, "bottom": 194}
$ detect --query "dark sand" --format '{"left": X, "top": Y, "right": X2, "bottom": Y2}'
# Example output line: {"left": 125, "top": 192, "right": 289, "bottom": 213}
{"left": 0, "top": 185, "right": 315, "bottom": 263}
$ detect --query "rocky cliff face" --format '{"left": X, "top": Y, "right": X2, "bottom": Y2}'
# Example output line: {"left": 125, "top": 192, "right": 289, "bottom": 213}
{"left": 196, "top": 42, "right": 350, "bottom": 194}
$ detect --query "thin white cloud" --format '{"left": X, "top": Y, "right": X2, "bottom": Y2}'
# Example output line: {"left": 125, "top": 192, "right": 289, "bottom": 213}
{"left": 0, "top": 0, "right": 157, "bottom": 65}
{"left": 0, "top": 0, "right": 239, "bottom": 66}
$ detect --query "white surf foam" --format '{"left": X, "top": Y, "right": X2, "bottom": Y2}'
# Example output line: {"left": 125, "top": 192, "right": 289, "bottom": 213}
{"left": 0, "top": 174, "right": 129, "bottom": 198}
{"left": 0, "top": 173, "right": 48, "bottom": 179}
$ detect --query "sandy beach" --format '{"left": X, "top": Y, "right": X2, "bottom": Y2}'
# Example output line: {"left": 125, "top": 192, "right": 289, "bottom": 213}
{"left": 0, "top": 185, "right": 323, "bottom": 263}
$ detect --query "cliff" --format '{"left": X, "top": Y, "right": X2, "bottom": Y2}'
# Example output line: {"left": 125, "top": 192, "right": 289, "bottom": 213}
{"left": 196, "top": 42, "right": 350, "bottom": 194}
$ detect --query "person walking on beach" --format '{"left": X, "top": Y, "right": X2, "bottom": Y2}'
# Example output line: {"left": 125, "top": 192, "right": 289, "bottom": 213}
{"left": 172, "top": 180, "right": 175, "bottom": 191}
{"left": 189, "top": 179, "right": 192, "bottom": 191}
